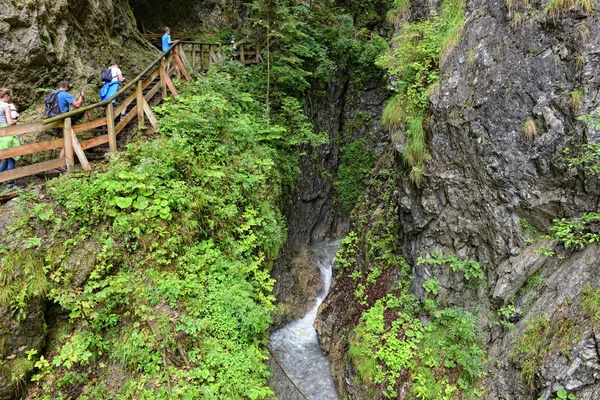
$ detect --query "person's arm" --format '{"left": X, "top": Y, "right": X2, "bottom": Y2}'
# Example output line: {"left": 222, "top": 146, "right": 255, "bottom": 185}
{"left": 117, "top": 72, "right": 125, "bottom": 83}
{"left": 4, "top": 107, "right": 15, "bottom": 125}
{"left": 71, "top": 91, "right": 85, "bottom": 108}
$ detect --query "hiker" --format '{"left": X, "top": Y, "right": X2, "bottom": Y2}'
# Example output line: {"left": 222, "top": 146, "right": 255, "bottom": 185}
{"left": 162, "top": 27, "right": 173, "bottom": 53}
{"left": 99, "top": 59, "right": 126, "bottom": 103}
{"left": 0, "top": 88, "right": 20, "bottom": 186}
{"left": 56, "top": 80, "right": 86, "bottom": 118}
{"left": 54, "top": 80, "right": 85, "bottom": 164}
{"left": 230, "top": 35, "right": 237, "bottom": 60}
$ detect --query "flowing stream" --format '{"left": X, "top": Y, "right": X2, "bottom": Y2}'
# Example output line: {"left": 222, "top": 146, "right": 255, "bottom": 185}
{"left": 270, "top": 240, "right": 340, "bottom": 400}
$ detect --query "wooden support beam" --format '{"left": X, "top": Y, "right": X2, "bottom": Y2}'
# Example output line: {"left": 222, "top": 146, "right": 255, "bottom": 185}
{"left": 0, "top": 158, "right": 66, "bottom": 183}
{"left": 71, "top": 131, "right": 91, "bottom": 171}
{"left": 173, "top": 51, "right": 192, "bottom": 82}
{"left": 136, "top": 81, "right": 145, "bottom": 127}
{"left": 141, "top": 97, "right": 158, "bottom": 129}
{"left": 179, "top": 46, "right": 192, "bottom": 72}
{"left": 164, "top": 71, "right": 178, "bottom": 96}
{"left": 240, "top": 45, "right": 246, "bottom": 67}
{"left": 160, "top": 59, "right": 168, "bottom": 99}
{"left": 0, "top": 138, "right": 63, "bottom": 159}
{"left": 106, "top": 103, "right": 117, "bottom": 152}
{"left": 63, "top": 118, "right": 74, "bottom": 171}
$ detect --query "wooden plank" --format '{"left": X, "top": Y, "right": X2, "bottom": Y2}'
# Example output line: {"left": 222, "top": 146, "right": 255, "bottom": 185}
{"left": 142, "top": 97, "right": 158, "bottom": 129}
{"left": 142, "top": 69, "right": 160, "bottom": 91}
{"left": 81, "top": 134, "right": 109, "bottom": 150}
{"left": 71, "top": 132, "right": 91, "bottom": 171}
{"left": 114, "top": 90, "right": 137, "bottom": 116}
{"left": 0, "top": 138, "right": 63, "bottom": 159}
{"left": 160, "top": 59, "right": 168, "bottom": 99}
{"left": 106, "top": 103, "right": 116, "bottom": 152}
{"left": 173, "top": 53, "right": 192, "bottom": 82}
{"left": 0, "top": 121, "right": 61, "bottom": 138}
{"left": 164, "top": 71, "right": 178, "bottom": 96}
{"left": 144, "top": 81, "right": 161, "bottom": 101}
{"left": 72, "top": 117, "right": 107, "bottom": 134}
{"left": 0, "top": 158, "right": 66, "bottom": 183}
{"left": 115, "top": 107, "right": 136, "bottom": 134}
{"left": 136, "top": 81, "right": 145, "bottom": 127}
{"left": 63, "top": 118, "right": 74, "bottom": 171}
{"left": 179, "top": 47, "right": 192, "bottom": 72}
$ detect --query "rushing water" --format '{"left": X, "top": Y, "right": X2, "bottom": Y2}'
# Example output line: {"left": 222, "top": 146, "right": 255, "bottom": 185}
{"left": 270, "top": 240, "right": 340, "bottom": 400}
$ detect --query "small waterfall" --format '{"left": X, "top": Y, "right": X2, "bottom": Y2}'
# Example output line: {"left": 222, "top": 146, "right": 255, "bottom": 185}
{"left": 269, "top": 240, "right": 340, "bottom": 400}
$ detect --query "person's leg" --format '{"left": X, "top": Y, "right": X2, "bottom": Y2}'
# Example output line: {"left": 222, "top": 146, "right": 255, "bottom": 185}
{"left": 0, "top": 158, "right": 16, "bottom": 184}
{"left": 6, "top": 158, "right": 15, "bottom": 184}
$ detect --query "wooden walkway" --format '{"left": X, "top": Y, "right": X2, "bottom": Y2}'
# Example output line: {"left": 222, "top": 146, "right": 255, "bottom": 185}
{"left": 0, "top": 40, "right": 262, "bottom": 184}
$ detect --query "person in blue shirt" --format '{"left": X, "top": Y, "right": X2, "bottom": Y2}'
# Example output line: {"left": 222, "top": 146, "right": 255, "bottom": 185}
{"left": 54, "top": 80, "right": 85, "bottom": 168}
{"left": 162, "top": 27, "right": 173, "bottom": 53}
{"left": 56, "top": 80, "right": 85, "bottom": 116}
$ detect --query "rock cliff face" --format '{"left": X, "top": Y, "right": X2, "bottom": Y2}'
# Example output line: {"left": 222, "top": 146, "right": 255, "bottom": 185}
{"left": 315, "top": 0, "right": 600, "bottom": 399}
{"left": 0, "top": 0, "right": 156, "bottom": 109}
{"left": 272, "top": 72, "right": 391, "bottom": 326}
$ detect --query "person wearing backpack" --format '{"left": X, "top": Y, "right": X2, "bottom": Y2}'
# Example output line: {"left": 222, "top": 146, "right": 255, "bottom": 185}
{"left": 49, "top": 81, "right": 85, "bottom": 170}
{"left": 99, "top": 59, "right": 126, "bottom": 103}
{"left": 0, "top": 88, "right": 21, "bottom": 187}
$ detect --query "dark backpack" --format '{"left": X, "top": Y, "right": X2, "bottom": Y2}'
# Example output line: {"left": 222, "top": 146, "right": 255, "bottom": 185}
{"left": 44, "top": 91, "right": 60, "bottom": 119}
{"left": 100, "top": 68, "right": 113, "bottom": 83}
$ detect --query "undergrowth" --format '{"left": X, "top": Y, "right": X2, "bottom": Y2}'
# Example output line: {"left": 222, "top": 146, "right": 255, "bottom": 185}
{"left": 3, "top": 64, "right": 325, "bottom": 399}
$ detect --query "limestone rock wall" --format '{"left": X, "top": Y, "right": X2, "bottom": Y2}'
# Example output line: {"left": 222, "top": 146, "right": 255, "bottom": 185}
{"left": 315, "top": 0, "right": 600, "bottom": 398}
{"left": 0, "top": 0, "right": 156, "bottom": 109}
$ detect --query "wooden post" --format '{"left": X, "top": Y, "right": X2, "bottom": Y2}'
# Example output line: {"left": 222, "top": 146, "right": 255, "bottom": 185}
{"left": 106, "top": 103, "right": 117, "bottom": 152}
{"left": 208, "top": 45, "right": 212, "bottom": 68}
{"left": 240, "top": 45, "right": 246, "bottom": 67}
{"left": 160, "top": 59, "right": 168, "bottom": 99}
{"left": 174, "top": 45, "right": 181, "bottom": 80}
{"left": 63, "top": 118, "right": 74, "bottom": 171}
{"left": 136, "top": 81, "right": 144, "bottom": 127}
{"left": 200, "top": 44, "right": 204, "bottom": 71}
{"left": 192, "top": 44, "right": 196, "bottom": 71}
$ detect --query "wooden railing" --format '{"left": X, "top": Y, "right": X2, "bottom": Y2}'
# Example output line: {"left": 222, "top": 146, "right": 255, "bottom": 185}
{"left": 0, "top": 40, "right": 260, "bottom": 184}
{"left": 179, "top": 41, "right": 263, "bottom": 69}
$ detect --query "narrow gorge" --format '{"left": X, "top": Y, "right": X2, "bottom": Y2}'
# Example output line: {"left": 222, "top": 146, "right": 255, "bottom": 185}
{"left": 1, "top": 0, "right": 600, "bottom": 399}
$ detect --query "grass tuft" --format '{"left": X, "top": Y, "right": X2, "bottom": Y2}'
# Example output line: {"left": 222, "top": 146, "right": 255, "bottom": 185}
{"left": 382, "top": 94, "right": 406, "bottom": 130}
{"left": 523, "top": 118, "right": 537, "bottom": 138}
{"left": 569, "top": 89, "right": 584, "bottom": 111}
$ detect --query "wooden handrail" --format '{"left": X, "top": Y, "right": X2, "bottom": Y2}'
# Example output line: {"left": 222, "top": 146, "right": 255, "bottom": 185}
{"left": 42, "top": 40, "right": 182, "bottom": 125}
{"left": 0, "top": 39, "right": 262, "bottom": 184}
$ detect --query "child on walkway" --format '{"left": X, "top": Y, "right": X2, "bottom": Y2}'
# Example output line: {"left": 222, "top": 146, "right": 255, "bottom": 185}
{"left": 0, "top": 88, "right": 20, "bottom": 187}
